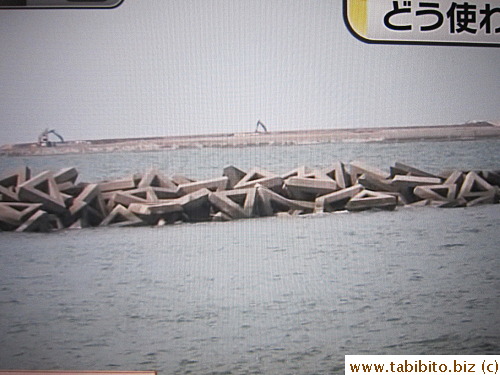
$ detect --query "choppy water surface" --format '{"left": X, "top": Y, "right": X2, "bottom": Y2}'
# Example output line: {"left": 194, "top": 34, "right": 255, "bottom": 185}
{"left": 0, "top": 140, "right": 499, "bottom": 374}
{"left": 1, "top": 139, "right": 499, "bottom": 181}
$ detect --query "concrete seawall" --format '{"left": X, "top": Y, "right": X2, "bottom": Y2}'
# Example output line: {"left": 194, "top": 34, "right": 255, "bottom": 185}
{"left": 2, "top": 122, "right": 500, "bottom": 156}
{"left": 1, "top": 162, "right": 499, "bottom": 232}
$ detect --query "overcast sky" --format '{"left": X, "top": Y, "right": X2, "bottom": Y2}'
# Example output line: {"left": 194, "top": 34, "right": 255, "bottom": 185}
{"left": 1, "top": 0, "right": 499, "bottom": 144}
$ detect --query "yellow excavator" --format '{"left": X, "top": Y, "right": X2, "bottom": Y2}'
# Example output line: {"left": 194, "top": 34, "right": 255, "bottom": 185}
{"left": 38, "top": 128, "right": 64, "bottom": 147}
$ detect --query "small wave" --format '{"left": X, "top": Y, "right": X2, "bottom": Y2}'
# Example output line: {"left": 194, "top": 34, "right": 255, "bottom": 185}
{"left": 439, "top": 243, "right": 466, "bottom": 249}
{"left": 385, "top": 334, "right": 500, "bottom": 354}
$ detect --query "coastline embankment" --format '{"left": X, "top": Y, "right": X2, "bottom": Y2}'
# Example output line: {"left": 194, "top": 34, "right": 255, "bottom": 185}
{"left": 1, "top": 122, "right": 499, "bottom": 156}
{"left": 1, "top": 161, "right": 498, "bottom": 232}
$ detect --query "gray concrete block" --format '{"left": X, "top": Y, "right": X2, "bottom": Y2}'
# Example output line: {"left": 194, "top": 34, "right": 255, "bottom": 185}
{"left": 0, "top": 166, "right": 31, "bottom": 188}
{"left": 444, "top": 170, "right": 465, "bottom": 186}
{"left": 68, "top": 217, "right": 89, "bottom": 229}
{"left": 15, "top": 210, "right": 51, "bottom": 232}
{"left": 209, "top": 188, "right": 257, "bottom": 219}
{"left": 56, "top": 181, "right": 83, "bottom": 196}
{"left": 152, "top": 187, "right": 181, "bottom": 199}
{"left": 457, "top": 171, "right": 495, "bottom": 200}
{"left": 54, "top": 167, "right": 78, "bottom": 184}
{"left": 384, "top": 192, "right": 409, "bottom": 206}
{"left": 209, "top": 192, "right": 248, "bottom": 219}
{"left": 48, "top": 213, "right": 65, "bottom": 230}
{"left": 102, "top": 192, "right": 118, "bottom": 213}
{"left": 358, "top": 173, "right": 398, "bottom": 192}
{"left": 281, "top": 165, "right": 313, "bottom": 180}
{"left": 4, "top": 161, "right": 498, "bottom": 232}
{"left": 69, "top": 183, "right": 107, "bottom": 226}
{"left": 391, "top": 162, "right": 438, "bottom": 178}
{"left": 0, "top": 167, "right": 31, "bottom": 202}
{"left": 322, "top": 161, "right": 349, "bottom": 189}
{"left": 284, "top": 177, "right": 337, "bottom": 201}
{"left": 171, "top": 174, "right": 196, "bottom": 185}
{"left": 0, "top": 202, "right": 43, "bottom": 229}
{"left": 129, "top": 202, "right": 183, "bottom": 216}
{"left": 18, "top": 171, "right": 67, "bottom": 214}
{"left": 100, "top": 204, "right": 144, "bottom": 227}
{"left": 61, "top": 193, "right": 74, "bottom": 207}
{"left": 178, "top": 176, "right": 228, "bottom": 195}
{"left": 73, "top": 183, "right": 106, "bottom": 210}
{"left": 137, "top": 169, "right": 177, "bottom": 189}
{"left": 113, "top": 187, "right": 157, "bottom": 207}
{"left": 242, "top": 187, "right": 258, "bottom": 217}
{"left": 69, "top": 199, "right": 87, "bottom": 217}
{"left": 0, "top": 185, "right": 18, "bottom": 202}
{"left": 177, "top": 188, "right": 212, "bottom": 221}
{"left": 345, "top": 190, "right": 397, "bottom": 211}
{"left": 390, "top": 175, "right": 443, "bottom": 188}
{"left": 256, "top": 186, "right": 314, "bottom": 216}
{"left": 350, "top": 161, "right": 390, "bottom": 185}
{"left": 223, "top": 165, "right": 246, "bottom": 189}
{"left": 234, "top": 168, "right": 276, "bottom": 187}
{"left": 464, "top": 191, "right": 496, "bottom": 207}
{"left": 99, "top": 178, "right": 136, "bottom": 192}
{"left": 314, "top": 184, "right": 363, "bottom": 213}
{"left": 414, "top": 184, "right": 457, "bottom": 201}
{"left": 128, "top": 202, "right": 183, "bottom": 225}
{"left": 480, "top": 171, "right": 500, "bottom": 187}
{"left": 234, "top": 176, "right": 283, "bottom": 191}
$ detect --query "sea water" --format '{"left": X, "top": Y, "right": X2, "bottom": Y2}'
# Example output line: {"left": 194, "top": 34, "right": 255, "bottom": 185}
{"left": 0, "top": 140, "right": 499, "bottom": 374}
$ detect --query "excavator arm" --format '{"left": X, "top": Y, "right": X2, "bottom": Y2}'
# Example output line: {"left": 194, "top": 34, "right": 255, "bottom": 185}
{"left": 255, "top": 120, "right": 268, "bottom": 133}
{"left": 49, "top": 130, "right": 64, "bottom": 143}
{"left": 38, "top": 129, "right": 64, "bottom": 146}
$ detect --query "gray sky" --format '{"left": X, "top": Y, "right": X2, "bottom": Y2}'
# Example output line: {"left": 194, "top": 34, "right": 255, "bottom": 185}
{"left": 1, "top": 0, "right": 499, "bottom": 144}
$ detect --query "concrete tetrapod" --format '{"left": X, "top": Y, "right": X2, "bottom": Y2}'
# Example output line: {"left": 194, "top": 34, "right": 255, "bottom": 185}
{"left": 314, "top": 184, "right": 363, "bottom": 213}
{"left": 98, "top": 177, "right": 136, "bottom": 193}
{"left": 350, "top": 161, "right": 390, "bottom": 186}
{"left": 209, "top": 188, "right": 258, "bottom": 219}
{"left": 100, "top": 204, "right": 144, "bottom": 227}
{"left": 345, "top": 189, "right": 397, "bottom": 211}
{"left": 15, "top": 210, "right": 51, "bottom": 232}
{"left": 0, "top": 166, "right": 31, "bottom": 202}
{"left": 137, "top": 169, "right": 177, "bottom": 190}
{"left": 284, "top": 176, "right": 338, "bottom": 201}
{"left": 223, "top": 165, "right": 247, "bottom": 189}
{"left": 69, "top": 183, "right": 108, "bottom": 227}
{"left": 256, "top": 186, "right": 314, "bottom": 216}
{"left": 128, "top": 201, "right": 183, "bottom": 225}
{"left": 0, "top": 202, "right": 43, "bottom": 230}
{"left": 390, "top": 162, "right": 439, "bottom": 179}
{"left": 178, "top": 176, "right": 229, "bottom": 195}
{"left": 54, "top": 167, "right": 78, "bottom": 184}
{"left": 457, "top": 171, "right": 497, "bottom": 207}
{"left": 234, "top": 168, "right": 283, "bottom": 191}
{"left": 414, "top": 184, "right": 458, "bottom": 202}
{"left": 1, "top": 162, "right": 499, "bottom": 232}
{"left": 18, "top": 171, "right": 67, "bottom": 215}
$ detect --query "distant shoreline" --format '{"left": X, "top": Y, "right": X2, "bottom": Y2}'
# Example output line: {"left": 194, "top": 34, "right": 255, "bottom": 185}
{"left": 1, "top": 122, "right": 499, "bottom": 156}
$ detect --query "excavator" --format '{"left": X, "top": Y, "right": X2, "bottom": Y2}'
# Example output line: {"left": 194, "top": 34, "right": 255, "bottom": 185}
{"left": 38, "top": 128, "right": 64, "bottom": 147}
{"left": 255, "top": 120, "right": 268, "bottom": 133}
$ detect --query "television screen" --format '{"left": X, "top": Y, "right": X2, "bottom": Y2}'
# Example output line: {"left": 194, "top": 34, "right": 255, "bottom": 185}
{"left": 0, "top": 1, "right": 499, "bottom": 374}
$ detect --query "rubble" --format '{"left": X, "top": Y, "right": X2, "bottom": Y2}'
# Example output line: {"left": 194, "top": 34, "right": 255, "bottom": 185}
{"left": 0, "top": 161, "right": 498, "bottom": 232}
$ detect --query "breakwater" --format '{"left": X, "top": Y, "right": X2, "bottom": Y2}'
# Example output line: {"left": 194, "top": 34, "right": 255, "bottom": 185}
{"left": 2, "top": 123, "right": 500, "bottom": 157}
{"left": 0, "top": 161, "right": 499, "bottom": 232}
